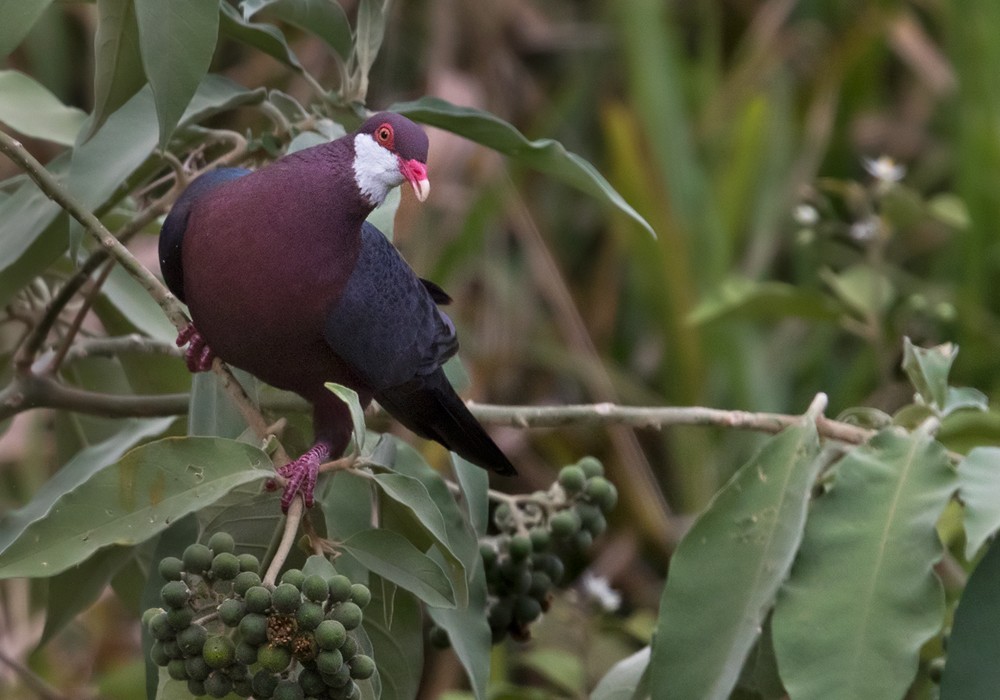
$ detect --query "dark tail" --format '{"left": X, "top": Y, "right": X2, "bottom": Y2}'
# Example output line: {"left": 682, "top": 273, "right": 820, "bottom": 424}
{"left": 375, "top": 370, "right": 517, "bottom": 476}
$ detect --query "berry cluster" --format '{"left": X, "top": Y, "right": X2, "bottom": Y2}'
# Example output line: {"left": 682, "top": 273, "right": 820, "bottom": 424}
{"left": 145, "top": 532, "right": 374, "bottom": 699}
{"left": 444, "top": 456, "right": 616, "bottom": 644}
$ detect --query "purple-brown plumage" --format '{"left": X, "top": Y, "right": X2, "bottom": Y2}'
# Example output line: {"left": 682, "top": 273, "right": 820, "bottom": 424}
{"left": 159, "top": 113, "right": 515, "bottom": 511}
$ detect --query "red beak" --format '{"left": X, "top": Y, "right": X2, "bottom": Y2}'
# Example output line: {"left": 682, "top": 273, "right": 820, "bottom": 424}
{"left": 399, "top": 158, "right": 430, "bottom": 202}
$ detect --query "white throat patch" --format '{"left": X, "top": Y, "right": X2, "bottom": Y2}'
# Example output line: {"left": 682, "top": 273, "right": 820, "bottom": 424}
{"left": 353, "top": 133, "right": 403, "bottom": 207}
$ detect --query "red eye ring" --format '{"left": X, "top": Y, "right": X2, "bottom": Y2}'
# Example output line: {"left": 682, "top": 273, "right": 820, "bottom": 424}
{"left": 375, "top": 123, "right": 394, "bottom": 148}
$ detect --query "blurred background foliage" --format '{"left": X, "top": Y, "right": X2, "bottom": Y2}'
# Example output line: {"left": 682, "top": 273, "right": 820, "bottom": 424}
{"left": 3, "top": 0, "right": 1000, "bottom": 697}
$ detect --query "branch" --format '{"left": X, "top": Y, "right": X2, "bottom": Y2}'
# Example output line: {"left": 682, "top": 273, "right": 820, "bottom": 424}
{"left": 0, "top": 374, "right": 189, "bottom": 421}
{"left": 59, "top": 334, "right": 182, "bottom": 364}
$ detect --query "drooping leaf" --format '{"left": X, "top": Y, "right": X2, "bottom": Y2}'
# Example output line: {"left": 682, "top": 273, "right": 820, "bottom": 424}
{"left": 349, "top": 0, "right": 390, "bottom": 100}
{"left": 0, "top": 0, "right": 55, "bottom": 58}
{"left": 243, "top": 0, "right": 351, "bottom": 59}
{"left": 362, "top": 574, "right": 423, "bottom": 700}
{"left": 339, "top": 528, "right": 456, "bottom": 609}
{"left": 219, "top": 2, "right": 303, "bottom": 71}
{"left": 325, "top": 382, "right": 366, "bottom": 452}
{"left": 649, "top": 416, "right": 822, "bottom": 700}
{"left": 89, "top": 0, "right": 146, "bottom": 138}
{"left": 0, "top": 70, "right": 86, "bottom": 145}
{"left": 958, "top": 446, "right": 1000, "bottom": 559}
{"left": 940, "top": 535, "right": 1000, "bottom": 699}
{"left": 134, "top": 0, "right": 219, "bottom": 147}
{"left": 0, "top": 437, "right": 272, "bottom": 579}
{"left": 591, "top": 646, "right": 651, "bottom": 700}
{"left": 772, "top": 427, "right": 955, "bottom": 700}
{"left": 391, "top": 97, "right": 656, "bottom": 237}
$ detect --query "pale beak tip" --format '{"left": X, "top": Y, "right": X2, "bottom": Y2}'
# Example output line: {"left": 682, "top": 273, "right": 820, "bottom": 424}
{"left": 412, "top": 178, "right": 430, "bottom": 202}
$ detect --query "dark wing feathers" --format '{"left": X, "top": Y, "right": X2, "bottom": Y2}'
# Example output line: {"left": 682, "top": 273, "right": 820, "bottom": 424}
{"left": 159, "top": 168, "right": 251, "bottom": 303}
{"left": 324, "top": 223, "right": 516, "bottom": 476}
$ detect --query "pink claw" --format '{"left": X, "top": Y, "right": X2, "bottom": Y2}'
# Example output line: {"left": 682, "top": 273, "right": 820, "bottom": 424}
{"left": 176, "top": 323, "right": 216, "bottom": 372}
{"left": 277, "top": 441, "right": 331, "bottom": 512}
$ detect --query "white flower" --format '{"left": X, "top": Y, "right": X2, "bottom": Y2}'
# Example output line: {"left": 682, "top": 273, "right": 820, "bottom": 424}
{"left": 863, "top": 155, "right": 906, "bottom": 183}
{"left": 581, "top": 571, "right": 622, "bottom": 612}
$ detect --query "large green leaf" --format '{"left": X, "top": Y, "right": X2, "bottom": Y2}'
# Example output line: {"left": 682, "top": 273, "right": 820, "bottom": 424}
{"left": 940, "top": 535, "right": 1000, "bottom": 699}
{"left": 391, "top": 97, "right": 656, "bottom": 238}
{"left": 134, "top": 0, "right": 219, "bottom": 148}
{"left": 957, "top": 446, "right": 1000, "bottom": 558}
{"left": 451, "top": 454, "right": 490, "bottom": 538}
{"left": 349, "top": 0, "right": 390, "bottom": 99}
{"left": 326, "top": 382, "right": 366, "bottom": 452}
{"left": 0, "top": 437, "right": 272, "bottom": 579}
{"left": 101, "top": 263, "right": 176, "bottom": 342}
{"left": 0, "top": 70, "right": 86, "bottom": 145}
{"left": 0, "top": 0, "right": 55, "bottom": 58}
{"left": 339, "top": 528, "right": 456, "bottom": 609}
{"left": 243, "top": 0, "right": 351, "bottom": 58}
{"left": 219, "top": 2, "right": 303, "bottom": 71}
{"left": 772, "top": 427, "right": 955, "bottom": 700}
{"left": 591, "top": 647, "right": 651, "bottom": 700}
{"left": 89, "top": 0, "right": 146, "bottom": 138}
{"left": 648, "top": 416, "right": 822, "bottom": 700}
{"left": 363, "top": 575, "right": 423, "bottom": 700}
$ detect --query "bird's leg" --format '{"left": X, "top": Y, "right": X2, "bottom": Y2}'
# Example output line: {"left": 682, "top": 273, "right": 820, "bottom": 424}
{"left": 277, "top": 440, "right": 332, "bottom": 512}
{"left": 176, "top": 323, "right": 216, "bottom": 372}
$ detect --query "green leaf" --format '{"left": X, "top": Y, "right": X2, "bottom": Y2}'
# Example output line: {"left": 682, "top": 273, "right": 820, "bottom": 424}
{"left": 391, "top": 97, "right": 656, "bottom": 238}
{"left": 945, "top": 386, "right": 989, "bottom": 416}
{"left": 940, "top": 535, "right": 1000, "bottom": 699}
{"left": 325, "top": 382, "right": 366, "bottom": 452}
{"left": 101, "top": 264, "right": 176, "bottom": 342}
{"left": 0, "top": 70, "right": 86, "bottom": 145}
{"left": 820, "top": 264, "right": 896, "bottom": 318}
{"left": 689, "top": 277, "right": 841, "bottom": 325}
{"left": 362, "top": 575, "right": 423, "bottom": 700}
{"left": 349, "top": 0, "right": 390, "bottom": 100}
{"left": 0, "top": 0, "right": 55, "bottom": 58}
{"left": 188, "top": 369, "right": 256, "bottom": 440}
{"left": 134, "top": 0, "right": 219, "bottom": 147}
{"left": 591, "top": 646, "right": 651, "bottom": 700}
{"left": 181, "top": 74, "right": 266, "bottom": 124}
{"left": 771, "top": 427, "right": 956, "bottom": 700}
{"left": 219, "top": 2, "right": 303, "bottom": 71}
{"left": 451, "top": 454, "right": 489, "bottom": 538}
{"left": 648, "top": 416, "right": 822, "bottom": 700}
{"left": 243, "top": 0, "right": 351, "bottom": 59}
{"left": 0, "top": 417, "right": 174, "bottom": 553}
{"left": 89, "top": 0, "right": 146, "bottom": 139}
{"left": 902, "top": 337, "right": 956, "bottom": 410}
{"left": 958, "top": 447, "right": 1000, "bottom": 559}
{"left": 0, "top": 437, "right": 272, "bottom": 579}
{"left": 302, "top": 553, "right": 338, "bottom": 579}
{"left": 339, "top": 528, "right": 456, "bottom": 608}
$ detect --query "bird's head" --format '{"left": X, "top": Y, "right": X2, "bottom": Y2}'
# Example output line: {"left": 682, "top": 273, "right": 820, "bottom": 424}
{"left": 352, "top": 113, "right": 430, "bottom": 207}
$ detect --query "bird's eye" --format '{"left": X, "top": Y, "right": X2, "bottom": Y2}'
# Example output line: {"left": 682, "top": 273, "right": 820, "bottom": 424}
{"left": 375, "top": 124, "right": 394, "bottom": 147}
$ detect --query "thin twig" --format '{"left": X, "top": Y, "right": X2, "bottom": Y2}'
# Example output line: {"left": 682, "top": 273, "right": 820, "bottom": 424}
{"left": 263, "top": 497, "right": 304, "bottom": 586}
{"left": 45, "top": 261, "right": 115, "bottom": 374}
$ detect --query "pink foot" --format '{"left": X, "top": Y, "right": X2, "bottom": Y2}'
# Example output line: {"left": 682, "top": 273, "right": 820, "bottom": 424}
{"left": 176, "top": 323, "right": 215, "bottom": 372}
{"left": 277, "top": 441, "right": 332, "bottom": 511}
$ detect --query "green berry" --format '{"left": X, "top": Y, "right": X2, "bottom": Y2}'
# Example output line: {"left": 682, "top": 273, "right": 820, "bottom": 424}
{"left": 584, "top": 476, "right": 611, "bottom": 503}
{"left": 515, "top": 596, "right": 542, "bottom": 624}
{"left": 141, "top": 607, "right": 160, "bottom": 627}
{"left": 158, "top": 556, "right": 184, "bottom": 581}
{"left": 480, "top": 543, "right": 498, "bottom": 567}
{"left": 488, "top": 598, "right": 513, "bottom": 632}
{"left": 340, "top": 635, "right": 358, "bottom": 659}
{"left": 598, "top": 482, "right": 618, "bottom": 513}
{"left": 529, "top": 571, "right": 553, "bottom": 599}
{"left": 166, "top": 606, "right": 194, "bottom": 631}
{"left": 279, "top": 568, "right": 305, "bottom": 588}
{"left": 577, "top": 456, "right": 604, "bottom": 478}
{"left": 235, "top": 640, "right": 258, "bottom": 666}
{"left": 177, "top": 623, "right": 208, "bottom": 656}
{"left": 184, "top": 654, "right": 211, "bottom": 681}
{"left": 346, "top": 682, "right": 362, "bottom": 700}
{"left": 328, "top": 574, "right": 352, "bottom": 602}
{"left": 574, "top": 529, "right": 594, "bottom": 551}
{"left": 273, "top": 679, "right": 304, "bottom": 700}
{"left": 244, "top": 585, "right": 271, "bottom": 613}
{"left": 238, "top": 612, "right": 268, "bottom": 645}
{"left": 252, "top": 669, "right": 279, "bottom": 698}
{"left": 301, "top": 574, "right": 329, "bottom": 603}
{"left": 348, "top": 654, "right": 375, "bottom": 680}
{"left": 558, "top": 465, "right": 586, "bottom": 494}
{"left": 211, "top": 552, "right": 240, "bottom": 580}
{"left": 539, "top": 554, "right": 565, "bottom": 584}
{"left": 298, "top": 667, "right": 326, "bottom": 696}
{"left": 297, "top": 600, "right": 325, "bottom": 630}
{"left": 160, "top": 580, "right": 189, "bottom": 609}
{"left": 529, "top": 528, "right": 551, "bottom": 552}
{"left": 227, "top": 663, "right": 248, "bottom": 682}
{"left": 350, "top": 583, "right": 371, "bottom": 609}
{"left": 233, "top": 570, "right": 261, "bottom": 597}
{"left": 186, "top": 679, "right": 206, "bottom": 697}
{"left": 207, "top": 531, "right": 235, "bottom": 554}
{"left": 232, "top": 679, "right": 254, "bottom": 698}
{"left": 428, "top": 625, "right": 451, "bottom": 649}
{"left": 150, "top": 640, "right": 170, "bottom": 666}
{"left": 201, "top": 635, "right": 235, "bottom": 669}
{"left": 272, "top": 582, "right": 301, "bottom": 614}
{"left": 509, "top": 535, "right": 533, "bottom": 561}
{"left": 204, "top": 670, "right": 232, "bottom": 698}
{"left": 237, "top": 553, "right": 260, "bottom": 573}
{"left": 256, "top": 643, "right": 292, "bottom": 673}
{"left": 315, "top": 619, "right": 347, "bottom": 650}
{"left": 149, "top": 611, "right": 174, "bottom": 640}
{"left": 218, "top": 598, "right": 246, "bottom": 627}
{"left": 162, "top": 640, "right": 183, "bottom": 659}
{"left": 183, "top": 543, "right": 213, "bottom": 574}
{"left": 550, "top": 510, "right": 581, "bottom": 538}
{"left": 316, "top": 648, "right": 344, "bottom": 675}
{"left": 331, "top": 602, "right": 363, "bottom": 630}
